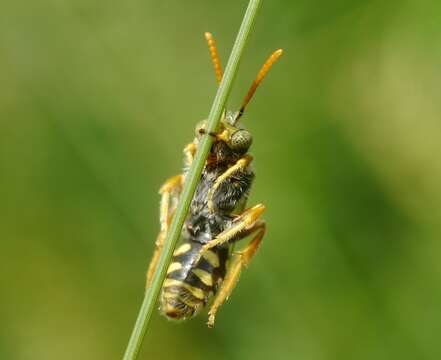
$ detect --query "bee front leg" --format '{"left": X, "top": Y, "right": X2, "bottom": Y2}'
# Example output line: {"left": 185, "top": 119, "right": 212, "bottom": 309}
{"left": 207, "top": 155, "right": 253, "bottom": 213}
{"left": 146, "top": 174, "right": 183, "bottom": 288}
{"left": 183, "top": 142, "right": 197, "bottom": 171}
{"left": 146, "top": 140, "right": 196, "bottom": 288}
{"left": 207, "top": 218, "right": 266, "bottom": 328}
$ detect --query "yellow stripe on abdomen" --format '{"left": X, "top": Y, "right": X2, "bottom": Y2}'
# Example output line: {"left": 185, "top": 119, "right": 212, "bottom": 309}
{"left": 167, "top": 262, "right": 182, "bottom": 274}
{"left": 163, "top": 278, "right": 206, "bottom": 300}
{"left": 173, "top": 243, "right": 192, "bottom": 256}
{"left": 192, "top": 268, "right": 213, "bottom": 286}
{"left": 202, "top": 250, "right": 220, "bottom": 268}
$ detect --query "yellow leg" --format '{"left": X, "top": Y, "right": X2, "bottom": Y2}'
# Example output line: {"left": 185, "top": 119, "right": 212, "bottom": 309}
{"left": 146, "top": 231, "right": 167, "bottom": 289}
{"left": 147, "top": 139, "right": 197, "bottom": 287}
{"left": 146, "top": 175, "right": 182, "bottom": 288}
{"left": 207, "top": 155, "right": 253, "bottom": 213}
{"left": 197, "top": 204, "right": 265, "bottom": 259}
{"left": 183, "top": 142, "right": 197, "bottom": 170}
{"left": 190, "top": 204, "right": 264, "bottom": 275}
{"left": 208, "top": 220, "right": 266, "bottom": 328}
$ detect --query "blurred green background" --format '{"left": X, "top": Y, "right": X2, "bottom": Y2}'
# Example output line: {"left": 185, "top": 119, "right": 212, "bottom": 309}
{"left": 1, "top": 0, "right": 441, "bottom": 359}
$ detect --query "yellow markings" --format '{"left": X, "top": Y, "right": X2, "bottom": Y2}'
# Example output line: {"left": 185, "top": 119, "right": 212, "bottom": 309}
{"left": 192, "top": 268, "right": 213, "bottom": 286}
{"left": 159, "top": 174, "right": 182, "bottom": 193}
{"left": 162, "top": 291, "right": 177, "bottom": 299}
{"left": 180, "top": 293, "right": 204, "bottom": 308}
{"left": 184, "top": 142, "right": 197, "bottom": 167}
{"left": 202, "top": 250, "right": 220, "bottom": 268}
{"left": 174, "top": 243, "right": 191, "bottom": 256}
{"left": 184, "top": 142, "right": 197, "bottom": 156}
{"left": 163, "top": 279, "right": 205, "bottom": 300}
{"left": 162, "top": 288, "right": 202, "bottom": 308}
{"left": 163, "top": 279, "right": 185, "bottom": 288}
{"left": 167, "top": 262, "right": 182, "bottom": 274}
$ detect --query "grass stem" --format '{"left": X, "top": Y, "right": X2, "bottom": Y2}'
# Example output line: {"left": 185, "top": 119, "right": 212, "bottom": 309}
{"left": 123, "top": 1, "right": 262, "bottom": 358}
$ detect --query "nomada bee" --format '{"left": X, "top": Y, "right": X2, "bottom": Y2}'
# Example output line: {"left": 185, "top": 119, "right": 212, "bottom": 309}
{"left": 146, "top": 32, "right": 282, "bottom": 327}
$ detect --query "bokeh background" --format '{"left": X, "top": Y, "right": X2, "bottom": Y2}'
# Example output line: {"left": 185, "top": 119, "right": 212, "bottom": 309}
{"left": 1, "top": 0, "right": 441, "bottom": 359}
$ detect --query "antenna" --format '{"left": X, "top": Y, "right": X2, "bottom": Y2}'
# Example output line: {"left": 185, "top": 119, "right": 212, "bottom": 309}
{"left": 204, "top": 32, "right": 223, "bottom": 85}
{"left": 235, "top": 49, "right": 283, "bottom": 122}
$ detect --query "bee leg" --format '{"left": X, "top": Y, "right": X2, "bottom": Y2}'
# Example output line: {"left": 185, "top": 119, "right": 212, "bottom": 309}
{"left": 147, "top": 140, "right": 195, "bottom": 287}
{"left": 196, "top": 204, "right": 265, "bottom": 259}
{"left": 207, "top": 219, "right": 266, "bottom": 328}
{"left": 207, "top": 155, "right": 253, "bottom": 212}
{"left": 183, "top": 142, "right": 197, "bottom": 170}
{"left": 146, "top": 174, "right": 183, "bottom": 288}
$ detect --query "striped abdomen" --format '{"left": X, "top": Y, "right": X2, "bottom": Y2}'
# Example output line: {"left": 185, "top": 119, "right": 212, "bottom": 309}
{"left": 160, "top": 240, "right": 228, "bottom": 320}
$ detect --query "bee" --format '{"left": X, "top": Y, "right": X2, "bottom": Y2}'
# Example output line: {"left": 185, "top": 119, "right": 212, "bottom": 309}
{"left": 146, "top": 32, "right": 282, "bottom": 327}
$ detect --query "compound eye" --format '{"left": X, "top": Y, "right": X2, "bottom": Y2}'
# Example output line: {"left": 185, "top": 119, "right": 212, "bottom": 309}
{"left": 230, "top": 129, "right": 252, "bottom": 153}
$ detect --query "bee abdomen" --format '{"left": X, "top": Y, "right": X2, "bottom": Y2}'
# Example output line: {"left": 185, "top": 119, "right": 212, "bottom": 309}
{"left": 160, "top": 241, "right": 226, "bottom": 320}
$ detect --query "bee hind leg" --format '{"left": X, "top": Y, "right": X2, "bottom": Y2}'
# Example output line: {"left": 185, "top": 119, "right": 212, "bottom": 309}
{"left": 146, "top": 174, "right": 183, "bottom": 288}
{"left": 207, "top": 219, "right": 266, "bottom": 328}
{"left": 200, "top": 205, "right": 266, "bottom": 327}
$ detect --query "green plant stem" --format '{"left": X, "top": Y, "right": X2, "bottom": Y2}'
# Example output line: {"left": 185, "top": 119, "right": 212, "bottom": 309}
{"left": 123, "top": 1, "right": 262, "bottom": 358}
